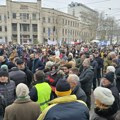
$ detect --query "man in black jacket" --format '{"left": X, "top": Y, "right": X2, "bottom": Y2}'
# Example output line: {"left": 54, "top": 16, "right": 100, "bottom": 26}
{"left": 94, "top": 52, "right": 104, "bottom": 85}
{"left": 90, "top": 54, "right": 98, "bottom": 90}
{"left": 16, "top": 59, "right": 33, "bottom": 88}
{"left": 67, "top": 74, "right": 87, "bottom": 102}
{"left": 32, "top": 52, "right": 44, "bottom": 73}
{"left": 79, "top": 58, "right": 94, "bottom": 109}
{"left": 9, "top": 67, "right": 27, "bottom": 86}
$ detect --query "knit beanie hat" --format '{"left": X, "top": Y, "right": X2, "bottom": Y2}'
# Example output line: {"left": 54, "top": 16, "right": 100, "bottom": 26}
{"left": 94, "top": 87, "right": 115, "bottom": 105}
{"left": 1, "top": 64, "right": 8, "bottom": 72}
{"left": 55, "top": 79, "right": 71, "bottom": 97}
{"left": 104, "top": 72, "right": 114, "bottom": 83}
{"left": 0, "top": 69, "right": 9, "bottom": 77}
{"left": 16, "top": 83, "right": 29, "bottom": 98}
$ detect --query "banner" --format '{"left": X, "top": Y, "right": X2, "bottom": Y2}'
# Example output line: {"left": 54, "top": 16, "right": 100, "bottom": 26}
{"left": 48, "top": 40, "right": 57, "bottom": 45}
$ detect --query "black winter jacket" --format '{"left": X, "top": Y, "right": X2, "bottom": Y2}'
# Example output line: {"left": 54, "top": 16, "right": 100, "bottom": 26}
{"left": 9, "top": 67, "right": 27, "bottom": 86}
{"left": 72, "top": 85, "right": 87, "bottom": 102}
{"left": 79, "top": 67, "right": 94, "bottom": 93}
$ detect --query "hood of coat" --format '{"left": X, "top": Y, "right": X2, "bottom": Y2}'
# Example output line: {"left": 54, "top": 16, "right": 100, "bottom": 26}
{"left": 14, "top": 97, "right": 31, "bottom": 104}
{"left": 48, "top": 95, "right": 77, "bottom": 105}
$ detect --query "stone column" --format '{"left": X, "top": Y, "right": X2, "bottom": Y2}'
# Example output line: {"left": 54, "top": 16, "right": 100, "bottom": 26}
{"left": 17, "top": 23, "right": 20, "bottom": 44}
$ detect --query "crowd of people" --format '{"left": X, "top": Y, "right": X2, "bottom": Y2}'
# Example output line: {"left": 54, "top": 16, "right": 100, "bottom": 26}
{"left": 0, "top": 43, "right": 120, "bottom": 120}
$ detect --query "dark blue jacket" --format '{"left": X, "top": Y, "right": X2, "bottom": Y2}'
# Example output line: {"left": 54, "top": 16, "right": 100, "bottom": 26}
{"left": 38, "top": 95, "right": 89, "bottom": 120}
{"left": 32, "top": 58, "right": 44, "bottom": 73}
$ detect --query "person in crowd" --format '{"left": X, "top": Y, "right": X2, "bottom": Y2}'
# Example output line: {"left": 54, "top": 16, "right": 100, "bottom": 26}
{"left": 4, "top": 83, "right": 40, "bottom": 120}
{"left": 1, "top": 65, "right": 8, "bottom": 72}
{"left": 67, "top": 53, "right": 76, "bottom": 67}
{"left": 29, "top": 70, "right": 52, "bottom": 111}
{"left": 79, "top": 58, "right": 94, "bottom": 109}
{"left": 79, "top": 54, "right": 86, "bottom": 73}
{"left": 91, "top": 87, "right": 116, "bottom": 120}
{"left": 44, "top": 61, "right": 54, "bottom": 73}
{"left": 0, "top": 45, "right": 4, "bottom": 56}
{"left": 9, "top": 67, "right": 27, "bottom": 86}
{"left": 0, "top": 56, "right": 11, "bottom": 69}
{"left": 111, "top": 59, "right": 120, "bottom": 93}
{"left": 101, "top": 72, "right": 119, "bottom": 113}
{"left": 104, "top": 52, "right": 116, "bottom": 73}
{"left": 55, "top": 46, "right": 60, "bottom": 57}
{"left": 89, "top": 54, "right": 98, "bottom": 90}
{"left": 38, "top": 79, "right": 89, "bottom": 120}
{"left": 106, "top": 66, "right": 116, "bottom": 73}
{"left": 67, "top": 74, "right": 87, "bottom": 102}
{"left": 106, "top": 66, "right": 116, "bottom": 85}
{"left": 69, "top": 67, "right": 80, "bottom": 76}
{"left": 60, "top": 50, "right": 68, "bottom": 61}
{"left": 27, "top": 54, "right": 35, "bottom": 71}
{"left": 0, "top": 69, "right": 15, "bottom": 118}
{"left": 94, "top": 52, "right": 104, "bottom": 86}
{"left": 32, "top": 52, "right": 44, "bottom": 73}
{"left": 115, "top": 111, "right": 120, "bottom": 120}
{"left": 63, "top": 64, "right": 72, "bottom": 78}
{"left": 46, "top": 64, "right": 63, "bottom": 98}
{"left": 16, "top": 59, "right": 33, "bottom": 88}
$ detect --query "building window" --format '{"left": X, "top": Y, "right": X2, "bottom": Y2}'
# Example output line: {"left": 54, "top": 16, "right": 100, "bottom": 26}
{"left": 43, "top": 27, "right": 45, "bottom": 33}
{"left": 48, "top": 28, "right": 51, "bottom": 37}
{"left": 0, "top": 26, "right": 2, "bottom": 32}
{"left": 48, "top": 17, "right": 50, "bottom": 23}
{"left": 32, "top": 24, "right": 37, "bottom": 32}
{"left": 43, "top": 17, "right": 46, "bottom": 22}
{"left": 68, "top": 21, "right": 70, "bottom": 25}
{"left": 62, "top": 29, "right": 64, "bottom": 36}
{"left": 32, "top": 13, "right": 36, "bottom": 20}
{"left": 63, "top": 19, "right": 64, "bottom": 25}
{"left": 4, "top": 15, "right": 6, "bottom": 22}
{"left": 53, "top": 18, "right": 54, "bottom": 23}
{"left": 5, "top": 26, "right": 7, "bottom": 32}
{"left": 65, "top": 20, "right": 67, "bottom": 25}
{"left": 12, "top": 23, "right": 17, "bottom": 31}
{"left": 21, "top": 24, "right": 29, "bottom": 32}
{"left": 13, "top": 13, "right": 16, "bottom": 19}
{"left": 65, "top": 29, "right": 67, "bottom": 35}
{"left": 20, "top": 13, "right": 29, "bottom": 20}
{"left": 0, "top": 15, "right": 1, "bottom": 21}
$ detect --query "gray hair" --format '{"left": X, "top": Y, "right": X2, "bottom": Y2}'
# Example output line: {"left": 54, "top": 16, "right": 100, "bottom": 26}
{"left": 67, "top": 74, "right": 80, "bottom": 84}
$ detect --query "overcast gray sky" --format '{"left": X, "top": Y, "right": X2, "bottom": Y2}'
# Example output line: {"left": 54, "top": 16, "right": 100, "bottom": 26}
{"left": 1, "top": 0, "right": 120, "bottom": 19}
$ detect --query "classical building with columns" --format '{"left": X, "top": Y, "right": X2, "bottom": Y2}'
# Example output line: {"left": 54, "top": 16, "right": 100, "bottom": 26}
{"left": 0, "top": 0, "right": 97, "bottom": 44}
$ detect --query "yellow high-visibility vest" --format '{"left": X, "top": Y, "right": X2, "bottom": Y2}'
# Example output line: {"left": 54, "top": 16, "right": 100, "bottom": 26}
{"left": 35, "top": 82, "right": 51, "bottom": 111}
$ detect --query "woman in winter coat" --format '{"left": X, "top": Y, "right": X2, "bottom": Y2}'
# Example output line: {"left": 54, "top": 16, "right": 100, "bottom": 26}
{"left": 91, "top": 87, "right": 117, "bottom": 120}
{"left": 4, "top": 83, "right": 41, "bottom": 120}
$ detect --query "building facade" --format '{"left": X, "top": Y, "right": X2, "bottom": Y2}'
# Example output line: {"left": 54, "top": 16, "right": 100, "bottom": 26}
{"left": 0, "top": 0, "right": 97, "bottom": 44}
{"left": 68, "top": 2, "right": 98, "bottom": 42}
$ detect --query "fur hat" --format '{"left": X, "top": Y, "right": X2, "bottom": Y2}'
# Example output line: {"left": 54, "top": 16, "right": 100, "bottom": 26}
{"left": 55, "top": 79, "right": 71, "bottom": 97}
{"left": 94, "top": 87, "right": 115, "bottom": 105}
{"left": 16, "top": 83, "right": 29, "bottom": 98}
{"left": 104, "top": 72, "right": 114, "bottom": 83}
{"left": 107, "top": 66, "right": 115, "bottom": 73}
